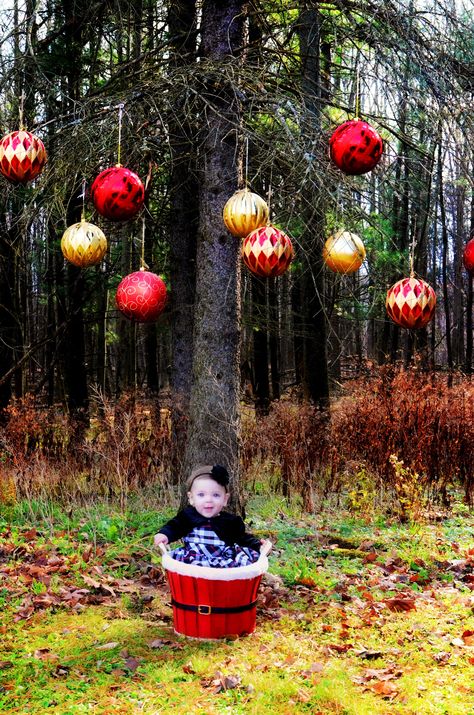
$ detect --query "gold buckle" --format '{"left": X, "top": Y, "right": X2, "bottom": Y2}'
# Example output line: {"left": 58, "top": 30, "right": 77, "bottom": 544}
{"left": 198, "top": 604, "right": 212, "bottom": 615}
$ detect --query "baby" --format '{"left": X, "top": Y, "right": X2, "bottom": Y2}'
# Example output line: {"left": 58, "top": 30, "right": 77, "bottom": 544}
{"left": 154, "top": 464, "right": 271, "bottom": 567}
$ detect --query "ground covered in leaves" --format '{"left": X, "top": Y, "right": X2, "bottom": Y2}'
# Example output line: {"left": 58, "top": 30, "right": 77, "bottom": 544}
{"left": 1, "top": 497, "right": 474, "bottom": 714}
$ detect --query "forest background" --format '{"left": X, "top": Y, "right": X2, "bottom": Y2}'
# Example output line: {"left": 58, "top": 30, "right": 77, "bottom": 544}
{"left": 0, "top": 0, "right": 473, "bottom": 514}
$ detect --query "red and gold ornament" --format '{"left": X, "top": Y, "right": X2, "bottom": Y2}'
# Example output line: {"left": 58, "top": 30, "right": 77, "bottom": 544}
{"left": 329, "top": 119, "right": 383, "bottom": 175}
{"left": 242, "top": 225, "right": 294, "bottom": 278}
{"left": 386, "top": 276, "right": 436, "bottom": 329}
{"left": 91, "top": 165, "right": 145, "bottom": 222}
{"left": 223, "top": 189, "right": 269, "bottom": 237}
{"left": 0, "top": 129, "right": 47, "bottom": 184}
{"left": 61, "top": 219, "right": 107, "bottom": 268}
{"left": 116, "top": 269, "right": 167, "bottom": 323}
{"left": 463, "top": 238, "right": 474, "bottom": 276}
{"left": 323, "top": 230, "right": 366, "bottom": 274}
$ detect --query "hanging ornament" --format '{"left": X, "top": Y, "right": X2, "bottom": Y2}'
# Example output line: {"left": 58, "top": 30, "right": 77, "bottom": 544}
{"left": 223, "top": 189, "right": 269, "bottom": 237}
{"left": 116, "top": 269, "right": 167, "bottom": 323}
{"left": 61, "top": 218, "right": 107, "bottom": 268}
{"left": 242, "top": 225, "right": 294, "bottom": 278}
{"left": 329, "top": 119, "right": 383, "bottom": 175}
{"left": 323, "top": 230, "right": 366, "bottom": 274}
{"left": 90, "top": 102, "right": 145, "bottom": 221}
{"left": 386, "top": 276, "right": 436, "bottom": 329}
{"left": 463, "top": 238, "right": 474, "bottom": 276}
{"left": 0, "top": 129, "right": 47, "bottom": 184}
{"left": 90, "top": 165, "right": 145, "bottom": 222}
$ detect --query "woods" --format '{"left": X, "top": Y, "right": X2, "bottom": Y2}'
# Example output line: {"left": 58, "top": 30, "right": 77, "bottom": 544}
{"left": 0, "top": 0, "right": 472, "bottom": 503}
{"left": 3, "top": 4, "right": 474, "bottom": 713}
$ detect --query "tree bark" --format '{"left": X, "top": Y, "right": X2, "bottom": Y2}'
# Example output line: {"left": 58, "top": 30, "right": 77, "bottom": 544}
{"left": 297, "top": 6, "right": 329, "bottom": 408}
{"left": 168, "top": 0, "right": 199, "bottom": 480}
{"left": 183, "top": 0, "right": 246, "bottom": 512}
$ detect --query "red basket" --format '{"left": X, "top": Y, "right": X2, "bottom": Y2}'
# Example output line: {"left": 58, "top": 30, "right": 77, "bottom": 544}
{"left": 160, "top": 546, "right": 270, "bottom": 640}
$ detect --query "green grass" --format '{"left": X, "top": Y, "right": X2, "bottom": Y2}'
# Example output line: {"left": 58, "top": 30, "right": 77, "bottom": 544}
{"left": 2, "top": 496, "right": 474, "bottom": 713}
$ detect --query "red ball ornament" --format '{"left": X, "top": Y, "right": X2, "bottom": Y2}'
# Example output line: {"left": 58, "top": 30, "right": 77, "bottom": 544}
{"left": 463, "top": 239, "right": 474, "bottom": 275}
{"left": 329, "top": 119, "right": 383, "bottom": 175}
{"left": 386, "top": 276, "right": 436, "bottom": 329}
{"left": 242, "top": 225, "right": 294, "bottom": 278}
{"left": 90, "top": 165, "right": 145, "bottom": 221}
{"left": 116, "top": 270, "right": 167, "bottom": 323}
{"left": 0, "top": 129, "right": 47, "bottom": 184}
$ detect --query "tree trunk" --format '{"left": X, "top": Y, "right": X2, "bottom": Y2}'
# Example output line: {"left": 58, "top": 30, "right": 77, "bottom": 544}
{"left": 298, "top": 7, "right": 329, "bottom": 408}
{"left": 183, "top": 0, "right": 246, "bottom": 512}
{"left": 168, "top": 0, "right": 199, "bottom": 481}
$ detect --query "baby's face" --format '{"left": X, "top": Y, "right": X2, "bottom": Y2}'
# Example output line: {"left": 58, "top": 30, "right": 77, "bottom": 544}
{"left": 188, "top": 476, "right": 229, "bottom": 518}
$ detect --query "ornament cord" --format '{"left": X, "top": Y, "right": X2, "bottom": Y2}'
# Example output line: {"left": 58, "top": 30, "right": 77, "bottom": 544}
{"left": 354, "top": 69, "right": 361, "bottom": 120}
{"left": 117, "top": 103, "right": 124, "bottom": 166}
{"left": 81, "top": 178, "right": 86, "bottom": 221}
{"left": 19, "top": 91, "right": 25, "bottom": 131}
{"left": 140, "top": 216, "right": 148, "bottom": 271}
{"left": 410, "top": 220, "right": 416, "bottom": 278}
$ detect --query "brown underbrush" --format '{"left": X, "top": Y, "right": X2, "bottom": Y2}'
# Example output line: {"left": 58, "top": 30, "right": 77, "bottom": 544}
{"left": 1, "top": 368, "right": 474, "bottom": 512}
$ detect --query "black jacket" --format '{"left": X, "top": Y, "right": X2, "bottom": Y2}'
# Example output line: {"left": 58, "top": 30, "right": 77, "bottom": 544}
{"left": 158, "top": 506, "right": 261, "bottom": 552}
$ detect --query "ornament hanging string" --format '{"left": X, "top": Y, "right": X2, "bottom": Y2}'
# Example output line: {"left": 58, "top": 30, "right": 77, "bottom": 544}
{"left": 140, "top": 216, "right": 148, "bottom": 271}
{"left": 267, "top": 164, "right": 273, "bottom": 223}
{"left": 354, "top": 69, "right": 361, "bottom": 120}
{"left": 244, "top": 136, "right": 249, "bottom": 189}
{"left": 19, "top": 91, "right": 25, "bottom": 131}
{"left": 409, "top": 222, "right": 416, "bottom": 278}
{"left": 81, "top": 178, "right": 87, "bottom": 221}
{"left": 117, "top": 102, "right": 124, "bottom": 166}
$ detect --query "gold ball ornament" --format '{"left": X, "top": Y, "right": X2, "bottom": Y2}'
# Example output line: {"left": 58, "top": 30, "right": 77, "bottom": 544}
{"left": 323, "top": 230, "right": 366, "bottom": 274}
{"left": 61, "top": 219, "right": 107, "bottom": 268}
{"left": 223, "top": 189, "right": 269, "bottom": 237}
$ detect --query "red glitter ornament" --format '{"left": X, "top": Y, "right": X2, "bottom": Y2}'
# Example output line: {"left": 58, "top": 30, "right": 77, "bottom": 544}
{"left": 329, "top": 119, "right": 383, "bottom": 175}
{"left": 116, "top": 270, "right": 167, "bottom": 323}
{"left": 463, "top": 238, "right": 474, "bottom": 276}
{"left": 91, "top": 165, "right": 145, "bottom": 221}
{"left": 386, "top": 276, "right": 436, "bottom": 329}
{"left": 0, "top": 129, "right": 47, "bottom": 184}
{"left": 242, "top": 225, "right": 294, "bottom": 278}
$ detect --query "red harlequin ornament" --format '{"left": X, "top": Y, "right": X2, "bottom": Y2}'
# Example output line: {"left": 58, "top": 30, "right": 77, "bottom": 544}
{"left": 242, "top": 225, "right": 294, "bottom": 278}
{"left": 0, "top": 129, "right": 47, "bottom": 184}
{"left": 463, "top": 239, "right": 474, "bottom": 276}
{"left": 386, "top": 276, "right": 436, "bottom": 329}
{"left": 90, "top": 165, "right": 145, "bottom": 221}
{"left": 329, "top": 119, "right": 383, "bottom": 175}
{"left": 116, "top": 269, "right": 167, "bottom": 323}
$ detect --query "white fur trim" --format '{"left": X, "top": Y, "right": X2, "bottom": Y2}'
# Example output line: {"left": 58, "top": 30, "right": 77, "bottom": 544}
{"left": 162, "top": 551, "right": 269, "bottom": 581}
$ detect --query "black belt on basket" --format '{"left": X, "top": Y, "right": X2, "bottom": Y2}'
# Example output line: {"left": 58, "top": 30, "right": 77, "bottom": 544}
{"left": 171, "top": 598, "right": 258, "bottom": 615}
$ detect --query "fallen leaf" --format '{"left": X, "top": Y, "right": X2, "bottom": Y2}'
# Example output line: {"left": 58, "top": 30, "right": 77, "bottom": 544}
{"left": 0, "top": 661, "right": 13, "bottom": 669}
{"left": 301, "top": 662, "right": 324, "bottom": 678}
{"left": 384, "top": 597, "right": 416, "bottom": 612}
{"left": 183, "top": 662, "right": 196, "bottom": 674}
{"left": 33, "top": 649, "right": 59, "bottom": 661}
{"left": 370, "top": 680, "right": 398, "bottom": 697}
{"left": 124, "top": 657, "right": 141, "bottom": 672}
{"left": 462, "top": 630, "right": 474, "bottom": 646}
{"left": 96, "top": 642, "right": 119, "bottom": 650}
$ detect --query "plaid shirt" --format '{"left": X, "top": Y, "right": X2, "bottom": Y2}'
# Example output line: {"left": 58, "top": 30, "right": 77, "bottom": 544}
{"left": 172, "top": 525, "right": 259, "bottom": 568}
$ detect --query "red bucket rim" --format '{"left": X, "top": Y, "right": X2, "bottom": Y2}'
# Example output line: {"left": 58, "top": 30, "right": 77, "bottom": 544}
{"left": 161, "top": 550, "right": 269, "bottom": 581}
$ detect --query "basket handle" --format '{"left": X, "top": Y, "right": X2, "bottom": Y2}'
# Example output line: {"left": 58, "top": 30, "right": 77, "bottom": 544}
{"left": 260, "top": 540, "right": 272, "bottom": 556}
{"left": 157, "top": 542, "right": 169, "bottom": 555}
